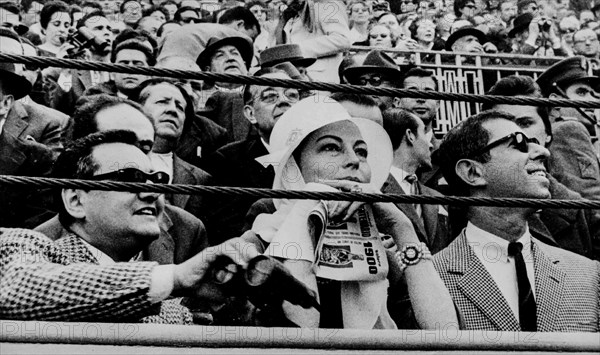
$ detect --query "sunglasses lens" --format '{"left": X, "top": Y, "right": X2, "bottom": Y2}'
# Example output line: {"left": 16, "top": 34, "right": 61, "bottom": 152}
{"left": 155, "top": 172, "right": 170, "bottom": 184}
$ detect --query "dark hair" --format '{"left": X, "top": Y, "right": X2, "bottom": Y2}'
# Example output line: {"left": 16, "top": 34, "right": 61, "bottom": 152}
{"left": 111, "top": 28, "right": 157, "bottom": 64}
{"left": 382, "top": 108, "right": 421, "bottom": 150}
{"left": 20, "top": 0, "right": 45, "bottom": 14}
{"left": 76, "top": 10, "right": 105, "bottom": 28}
{"left": 40, "top": 0, "right": 69, "bottom": 29}
{"left": 401, "top": 66, "right": 439, "bottom": 91}
{"left": 243, "top": 67, "right": 287, "bottom": 104}
{"left": 517, "top": 0, "right": 537, "bottom": 14}
{"left": 0, "top": 2, "right": 20, "bottom": 15}
{"left": 438, "top": 110, "right": 518, "bottom": 196}
{"left": 217, "top": 6, "right": 260, "bottom": 35}
{"left": 174, "top": 6, "right": 198, "bottom": 22}
{"left": 156, "top": 20, "right": 179, "bottom": 37}
{"left": 143, "top": 5, "right": 170, "bottom": 21}
{"left": 53, "top": 129, "right": 140, "bottom": 225}
{"left": 134, "top": 78, "right": 195, "bottom": 132}
{"left": 454, "top": 0, "right": 474, "bottom": 17}
{"left": 483, "top": 75, "right": 552, "bottom": 139}
{"left": 120, "top": 0, "right": 140, "bottom": 13}
{"left": 80, "top": 1, "right": 101, "bottom": 11}
{"left": 0, "top": 27, "right": 23, "bottom": 43}
{"left": 72, "top": 94, "right": 148, "bottom": 140}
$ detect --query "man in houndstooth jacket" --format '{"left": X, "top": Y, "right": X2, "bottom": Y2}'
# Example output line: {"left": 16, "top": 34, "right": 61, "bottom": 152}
{"left": 434, "top": 111, "right": 600, "bottom": 332}
{"left": 0, "top": 130, "right": 260, "bottom": 323}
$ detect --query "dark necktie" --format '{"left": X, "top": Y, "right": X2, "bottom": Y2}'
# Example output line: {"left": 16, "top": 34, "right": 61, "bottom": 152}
{"left": 405, "top": 174, "right": 421, "bottom": 217}
{"left": 507, "top": 242, "right": 537, "bottom": 331}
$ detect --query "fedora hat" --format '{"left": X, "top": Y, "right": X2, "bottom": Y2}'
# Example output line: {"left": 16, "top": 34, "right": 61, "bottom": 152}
{"left": 445, "top": 26, "right": 488, "bottom": 50}
{"left": 196, "top": 35, "right": 254, "bottom": 70}
{"left": 260, "top": 44, "right": 316, "bottom": 69}
{"left": 536, "top": 56, "right": 600, "bottom": 97}
{"left": 508, "top": 12, "right": 534, "bottom": 38}
{"left": 0, "top": 62, "right": 32, "bottom": 100}
{"left": 342, "top": 50, "right": 402, "bottom": 84}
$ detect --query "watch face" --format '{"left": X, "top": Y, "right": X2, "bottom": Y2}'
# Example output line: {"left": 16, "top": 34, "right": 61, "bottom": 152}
{"left": 404, "top": 245, "right": 420, "bottom": 262}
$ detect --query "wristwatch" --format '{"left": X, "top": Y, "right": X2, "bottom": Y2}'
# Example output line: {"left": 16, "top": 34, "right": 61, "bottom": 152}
{"left": 395, "top": 242, "right": 432, "bottom": 273}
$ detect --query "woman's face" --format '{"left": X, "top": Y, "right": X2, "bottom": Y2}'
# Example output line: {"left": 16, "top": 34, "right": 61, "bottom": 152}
{"left": 350, "top": 3, "right": 370, "bottom": 23}
{"left": 369, "top": 24, "right": 393, "bottom": 47}
{"left": 297, "top": 121, "right": 371, "bottom": 184}
{"left": 250, "top": 5, "right": 267, "bottom": 22}
{"left": 378, "top": 13, "right": 399, "bottom": 30}
{"left": 416, "top": 19, "right": 436, "bottom": 43}
{"left": 44, "top": 11, "right": 71, "bottom": 47}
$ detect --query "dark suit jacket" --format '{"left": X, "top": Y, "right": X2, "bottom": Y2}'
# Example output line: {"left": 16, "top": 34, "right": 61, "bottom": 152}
{"left": 169, "top": 154, "right": 212, "bottom": 211}
{"left": 434, "top": 231, "right": 600, "bottom": 331}
{"left": 382, "top": 174, "right": 451, "bottom": 255}
{"left": 0, "top": 128, "right": 55, "bottom": 228}
{"left": 175, "top": 113, "right": 230, "bottom": 168}
{"left": 48, "top": 69, "right": 93, "bottom": 116}
{"left": 201, "top": 90, "right": 255, "bottom": 143}
{"left": 549, "top": 118, "right": 600, "bottom": 201}
{"left": 34, "top": 204, "right": 208, "bottom": 265}
{"left": 200, "top": 137, "right": 274, "bottom": 245}
{"left": 5, "top": 101, "right": 65, "bottom": 154}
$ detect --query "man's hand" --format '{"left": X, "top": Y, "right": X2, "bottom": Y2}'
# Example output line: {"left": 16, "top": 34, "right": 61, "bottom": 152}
{"left": 483, "top": 42, "right": 498, "bottom": 53}
{"left": 172, "top": 238, "right": 260, "bottom": 299}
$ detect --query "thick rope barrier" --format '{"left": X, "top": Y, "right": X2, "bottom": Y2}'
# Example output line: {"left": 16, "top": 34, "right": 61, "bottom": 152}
{"left": 1, "top": 52, "right": 599, "bottom": 108}
{"left": 2, "top": 175, "right": 599, "bottom": 210}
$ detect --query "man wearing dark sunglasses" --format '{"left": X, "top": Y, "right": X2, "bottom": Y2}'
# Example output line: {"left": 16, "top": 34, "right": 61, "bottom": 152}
{"left": 484, "top": 75, "right": 600, "bottom": 261}
{"left": 343, "top": 50, "right": 401, "bottom": 110}
{"left": 434, "top": 110, "right": 600, "bottom": 332}
{"left": 0, "top": 129, "right": 264, "bottom": 324}
{"left": 174, "top": 6, "right": 201, "bottom": 25}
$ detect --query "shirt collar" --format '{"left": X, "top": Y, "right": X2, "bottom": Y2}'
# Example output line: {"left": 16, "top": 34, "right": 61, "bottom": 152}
{"left": 465, "top": 221, "right": 532, "bottom": 260}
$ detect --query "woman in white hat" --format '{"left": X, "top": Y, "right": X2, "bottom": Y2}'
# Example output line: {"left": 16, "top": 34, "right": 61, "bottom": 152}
{"left": 251, "top": 97, "right": 457, "bottom": 329}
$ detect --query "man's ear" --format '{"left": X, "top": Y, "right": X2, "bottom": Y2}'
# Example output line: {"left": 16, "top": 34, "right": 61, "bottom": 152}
{"left": 234, "top": 20, "right": 245, "bottom": 31}
{"left": 61, "top": 189, "right": 87, "bottom": 220}
{"left": 405, "top": 129, "right": 416, "bottom": 145}
{"left": 548, "top": 92, "right": 562, "bottom": 116}
{"left": 243, "top": 104, "right": 257, "bottom": 124}
{"left": 392, "top": 97, "right": 401, "bottom": 108}
{"left": 0, "top": 94, "right": 14, "bottom": 117}
{"left": 455, "top": 159, "right": 487, "bottom": 188}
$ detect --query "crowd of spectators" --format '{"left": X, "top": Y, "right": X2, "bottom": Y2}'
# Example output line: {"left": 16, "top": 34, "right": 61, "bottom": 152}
{"left": 0, "top": 0, "right": 599, "bottom": 334}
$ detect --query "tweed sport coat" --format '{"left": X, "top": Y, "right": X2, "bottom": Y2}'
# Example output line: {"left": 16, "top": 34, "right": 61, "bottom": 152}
{"left": 434, "top": 231, "right": 600, "bottom": 332}
{"left": 0, "top": 228, "right": 193, "bottom": 324}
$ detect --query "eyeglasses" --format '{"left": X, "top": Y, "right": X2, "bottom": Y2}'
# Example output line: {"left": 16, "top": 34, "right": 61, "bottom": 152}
{"left": 181, "top": 17, "right": 201, "bottom": 24}
{"left": 356, "top": 76, "right": 384, "bottom": 86}
{"left": 468, "top": 132, "right": 540, "bottom": 158}
{"left": 370, "top": 33, "right": 389, "bottom": 39}
{"left": 561, "top": 28, "right": 577, "bottom": 34}
{"left": 464, "top": 4, "right": 477, "bottom": 9}
{"left": 91, "top": 168, "right": 170, "bottom": 184}
{"left": 258, "top": 88, "right": 300, "bottom": 104}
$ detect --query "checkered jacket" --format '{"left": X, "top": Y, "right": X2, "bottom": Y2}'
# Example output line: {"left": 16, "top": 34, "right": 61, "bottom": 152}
{"left": 0, "top": 228, "right": 192, "bottom": 324}
{"left": 433, "top": 230, "right": 600, "bottom": 332}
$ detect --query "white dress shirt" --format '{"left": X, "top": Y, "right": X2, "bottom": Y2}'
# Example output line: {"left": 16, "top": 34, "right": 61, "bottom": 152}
{"left": 465, "top": 221, "right": 536, "bottom": 322}
{"left": 389, "top": 166, "right": 414, "bottom": 195}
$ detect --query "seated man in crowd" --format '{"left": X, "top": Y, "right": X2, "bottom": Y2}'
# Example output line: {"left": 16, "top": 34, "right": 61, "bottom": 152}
{"left": 483, "top": 75, "right": 600, "bottom": 260}
{"left": 35, "top": 94, "right": 208, "bottom": 265}
{"left": 201, "top": 67, "right": 299, "bottom": 245}
{"left": 197, "top": 35, "right": 255, "bottom": 143}
{"left": 82, "top": 29, "right": 157, "bottom": 100}
{"left": 0, "top": 130, "right": 261, "bottom": 323}
{"left": 535, "top": 56, "right": 600, "bottom": 202}
{"left": 435, "top": 110, "right": 600, "bottom": 331}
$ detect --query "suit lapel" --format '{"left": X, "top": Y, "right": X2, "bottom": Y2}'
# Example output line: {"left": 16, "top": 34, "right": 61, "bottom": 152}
{"left": 383, "top": 175, "right": 429, "bottom": 242}
{"left": 450, "top": 233, "right": 521, "bottom": 331}
{"left": 4, "top": 102, "right": 28, "bottom": 139}
{"left": 531, "top": 239, "right": 566, "bottom": 332}
{"left": 419, "top": 183, "right": 439, "bottom": 239}
{"left": 0, "top": 131, "right": 26, "bottom": 174}
{"left": 171, "top": 155, "right": 192, "bottom": 208}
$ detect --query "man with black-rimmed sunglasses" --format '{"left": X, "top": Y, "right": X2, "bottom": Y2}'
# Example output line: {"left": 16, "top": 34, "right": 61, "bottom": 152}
{"left": 433, "top": 110, "right": 600, "bottom": 332}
